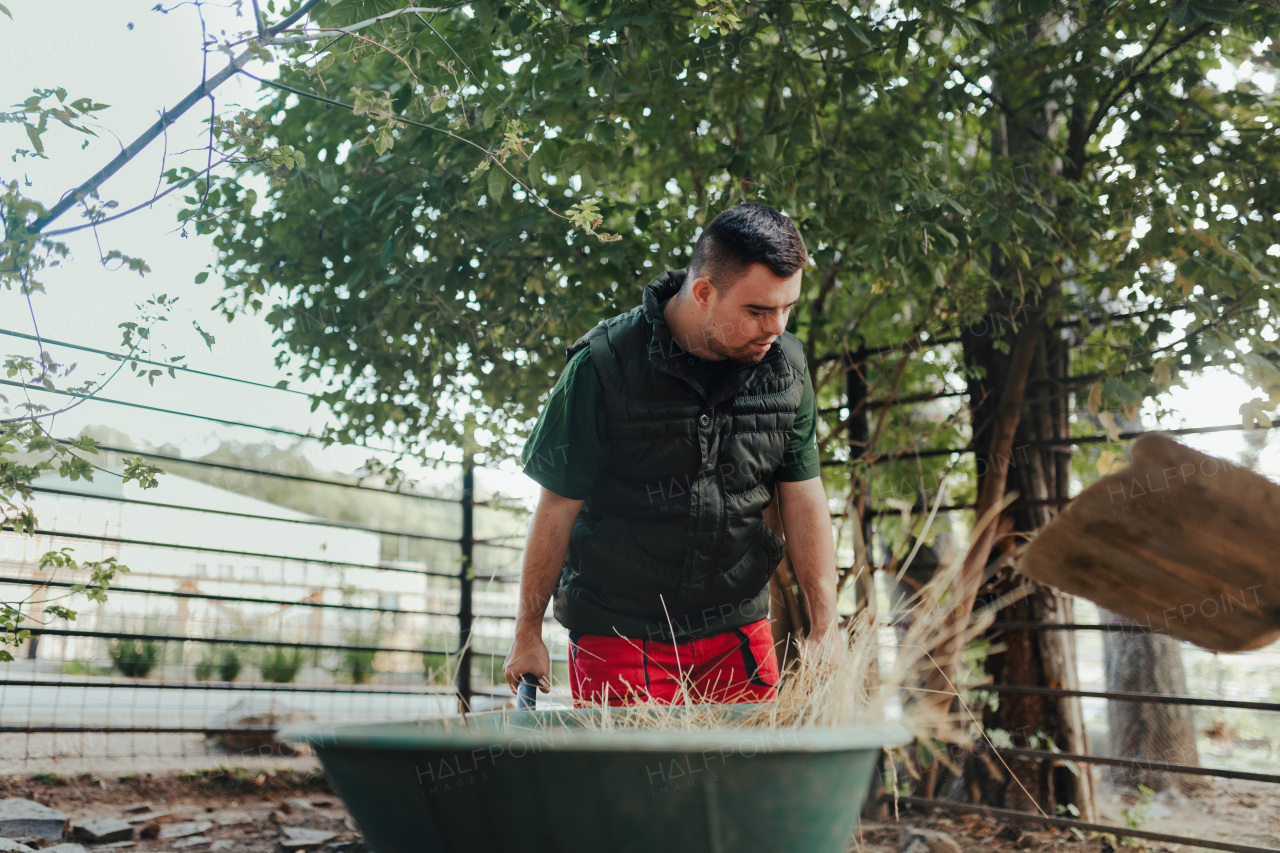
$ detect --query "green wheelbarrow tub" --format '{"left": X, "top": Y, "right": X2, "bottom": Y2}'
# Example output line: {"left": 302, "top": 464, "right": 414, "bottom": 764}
{"left": 281, "top": 708, "right": 909, "bottom": 853}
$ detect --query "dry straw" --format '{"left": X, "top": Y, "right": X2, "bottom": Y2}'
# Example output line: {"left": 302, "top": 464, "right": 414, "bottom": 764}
{"left": 485, "top": 490, "right": 1025, "bottom": 750}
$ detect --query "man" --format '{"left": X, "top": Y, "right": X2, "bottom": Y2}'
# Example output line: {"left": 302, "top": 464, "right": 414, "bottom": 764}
{"left": 502, "top": 203, "right": 839, "bottom": 706}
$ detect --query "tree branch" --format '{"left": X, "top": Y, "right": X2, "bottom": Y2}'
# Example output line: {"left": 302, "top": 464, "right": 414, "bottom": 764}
{"left": 26, "top": 0, "right": 325, "bottom": 236}
{"left": 264, "top": 6, "right": 453, "bottom": 44}
{"left": 1080, "top": 20, "right": 1213, "bottom": 151}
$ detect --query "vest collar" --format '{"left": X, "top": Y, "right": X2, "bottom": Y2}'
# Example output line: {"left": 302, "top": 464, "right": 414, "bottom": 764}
{"left": 642, "top": 268, "right": 686, "bottom": 326}
{"left": 639, "top": 268, "right": 784, "bottom": 404}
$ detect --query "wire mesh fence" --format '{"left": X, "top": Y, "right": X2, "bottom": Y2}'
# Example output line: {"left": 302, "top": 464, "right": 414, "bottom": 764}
{"left": 0, "top": 443, "right": 566, "bottom": 774}
{"left": 4, "top": 323, "right": 1279, "bottom": 850}
{"left": 891, "top": 601, "right": 1280, "bottom": 852}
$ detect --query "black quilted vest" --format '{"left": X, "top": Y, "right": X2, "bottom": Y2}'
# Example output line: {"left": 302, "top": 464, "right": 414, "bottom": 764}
{"left": 551, "top": 268, "right": 807, "bottom": 642}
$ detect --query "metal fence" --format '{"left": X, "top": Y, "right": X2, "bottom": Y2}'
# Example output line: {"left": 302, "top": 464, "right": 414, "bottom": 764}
{"left": 3, "top": 323, "right": 1279, "bottom": 851}
{"left": 892, "top": 611, "right": 1280, "bottom": 851}
{"left": 0, "top": 438, "right": 557, "bottom": 771}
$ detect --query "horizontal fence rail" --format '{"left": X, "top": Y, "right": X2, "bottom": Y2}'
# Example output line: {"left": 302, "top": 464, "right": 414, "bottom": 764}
{"left": 6, "top": 320, "right": 1279, "bottom": 853}
{"left": 890, "top": 797, "right": 1280, "bottom": 853}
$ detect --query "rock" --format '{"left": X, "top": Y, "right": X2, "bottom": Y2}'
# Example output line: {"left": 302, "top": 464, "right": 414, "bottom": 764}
{"left": 42, "top": 845, "right": 88, "bottom": 853}
{"left": 158, "top": 822, "right": 214, "bottom": 840}
{"left": 214, "top": 812, "right": 254, "bottom": 827}
{"left": 287, "top": 799, "right": 314, "bottom": 812}
{"left": 211, "top": 841, "right": 235, "bottom": 851}
{"left": 0, "top": 799, "right": 70, "bottom": 843}
{"left": 208, "top": 698, "right": 315, "bottom": 755}
{"left": 128, "top": 811, "right": 176, "bottom": 825}
{"left": 172, "top": 836, "right": 211, "bottom": 849}
{"left": 901, "top": 827, "right": 963, "bottom": 853}
{"left": 0, "top": 840, "right": 35, "bottom": 853}
{"left": 280, "top": 827, "right": 337, "bottom": 850}
{"left": 121, "top": 803, "right": 153, "bottom": 814}
{"left": 87, "top": 842, "right": 135, "bottom": 850}
{"left": 74, "top": 817, "right": 134, "bottom": 843}
{"left": 319, "top": 842, "right": 367, "bottom": 853}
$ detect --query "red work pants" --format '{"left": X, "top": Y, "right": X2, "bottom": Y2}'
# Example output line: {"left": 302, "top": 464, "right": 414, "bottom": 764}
{"left": 567, "top": 618, "right": 779, "bottom": 706}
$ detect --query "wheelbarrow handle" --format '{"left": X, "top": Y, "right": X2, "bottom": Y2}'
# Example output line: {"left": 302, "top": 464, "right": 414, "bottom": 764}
{"left": 517, "top": 672, "right": 539, "bottom": 710}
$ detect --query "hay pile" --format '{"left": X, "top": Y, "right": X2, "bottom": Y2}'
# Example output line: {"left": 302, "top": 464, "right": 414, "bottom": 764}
{"left": 496, "top": 512, "right": 1017, "bottom": 747}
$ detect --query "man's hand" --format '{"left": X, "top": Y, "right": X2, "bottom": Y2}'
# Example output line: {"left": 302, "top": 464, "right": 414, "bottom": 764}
{"left": 502, "top": 630, "right": 551, "bottom": 694}
{"left": 802, "top": 625, "right": 844, "bottom": 673}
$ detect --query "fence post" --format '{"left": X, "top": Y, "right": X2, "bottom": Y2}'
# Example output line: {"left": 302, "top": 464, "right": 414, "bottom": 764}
{"left": 457, "top": 453, "right": 475, "bottom": 712}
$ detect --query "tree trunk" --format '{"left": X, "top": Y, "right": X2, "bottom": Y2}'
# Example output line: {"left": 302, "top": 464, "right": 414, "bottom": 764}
{"left": 946, "top": 5, "right": 1098, "bottom": 818}
{"left": 1100, "top": 610, "right": 1205, "bottom": 793}
{"left": 966, "top": 322, "right": 1096, "bottom": 820}
{"left": 1097, "top": 410, "right": 1204, "bottom": 794}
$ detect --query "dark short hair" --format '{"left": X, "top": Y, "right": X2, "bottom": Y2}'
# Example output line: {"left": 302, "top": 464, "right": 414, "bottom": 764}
{"left": 687, "top": 203, "right": 808, "bottom": 291}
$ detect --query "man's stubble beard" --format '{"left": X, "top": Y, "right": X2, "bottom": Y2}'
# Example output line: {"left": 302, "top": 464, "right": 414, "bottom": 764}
{"left": 702, "top": 323, "right": 768, "bottom": 365}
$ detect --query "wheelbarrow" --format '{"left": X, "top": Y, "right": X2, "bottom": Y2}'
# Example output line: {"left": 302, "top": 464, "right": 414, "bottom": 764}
{"left": 281, "top": 675, "right": 908, "bottom": 853}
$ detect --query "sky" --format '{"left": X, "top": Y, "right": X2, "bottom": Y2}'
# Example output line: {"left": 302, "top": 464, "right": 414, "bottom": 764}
{"left": 1, "top": 0, "right": 1276, "bottom": 521}
{"left": 0, "top": 0, "right": 526, "bottom": 502}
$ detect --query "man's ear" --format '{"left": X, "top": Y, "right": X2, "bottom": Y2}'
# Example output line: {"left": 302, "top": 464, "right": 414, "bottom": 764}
{"left": 690, "top": 275, "right": 717, "bottom": 311}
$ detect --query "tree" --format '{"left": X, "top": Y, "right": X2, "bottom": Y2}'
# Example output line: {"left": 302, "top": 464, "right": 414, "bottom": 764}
{"left": 0, "top": 1, "right": 332, "bottom": 659}
{"left": 11, "top": 0, "right": 1279, "bottom": 815}
{"left": 211, "top": 0, "right": 1279, "bottom": 807}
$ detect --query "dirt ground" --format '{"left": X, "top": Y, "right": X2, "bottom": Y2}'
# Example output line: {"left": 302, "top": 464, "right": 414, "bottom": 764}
{"left": 3, "top": 769, "right": 1276, "bottom": 852}
{"left": 0, "top": 771, "right": 1157, "bottom": 853}
{"left": 0, "top": 771, "right": 359, "bottom": 852}
{"left": 857, "top": 815, "right": 1100, "bottom": 852}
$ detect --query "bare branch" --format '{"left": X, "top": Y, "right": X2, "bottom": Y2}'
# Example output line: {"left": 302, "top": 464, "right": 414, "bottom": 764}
{"left": 250, "top": 0, "right": 267, "bottom": 37}
{"left": 25, "top": 0, "right": 325, "bottom": 236}
{"left": 265, "top": 6, "right": 453, "bottom": 44}
{"left": 40, "top": 155, "right": 236, "bottom": 237}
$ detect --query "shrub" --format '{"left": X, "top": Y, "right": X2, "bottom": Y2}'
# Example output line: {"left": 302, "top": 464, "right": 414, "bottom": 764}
{"left": 194, "top": 654, "right": 215, "bottom": 681}
{"left": 217, "top": 647, "right": 242, "bottom": 682}
{"left": 422, "top": 651, "right": 455, "bottom": 686}
{"left": 260, "top": 646, "right": 305, "bottom": 684}
{"left": 340, "top": 632, "right": 380, "bottom": 685}
{"left": 107, "top": 638, "right": 161, "bottom": 678}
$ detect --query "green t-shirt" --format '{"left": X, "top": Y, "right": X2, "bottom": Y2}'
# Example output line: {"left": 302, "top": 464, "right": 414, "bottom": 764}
{"left": 522, "top": 300, "right": 820, "bottom": 499}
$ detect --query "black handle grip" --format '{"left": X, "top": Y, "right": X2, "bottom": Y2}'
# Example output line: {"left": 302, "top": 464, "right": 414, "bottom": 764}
{"left": 517, "top": 673, "right": 539, "bottom": 710}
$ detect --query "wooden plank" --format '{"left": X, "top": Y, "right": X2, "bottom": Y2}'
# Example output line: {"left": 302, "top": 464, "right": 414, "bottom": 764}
{"left": 1020, "top": 434, "right": 1280, "bottom": 652}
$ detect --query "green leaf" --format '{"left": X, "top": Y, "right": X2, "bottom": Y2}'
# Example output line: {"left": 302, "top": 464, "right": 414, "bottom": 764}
{"left": 487, "top": 165, "right": 506, "bottom": 203}
{"left": 894, "top": 20, "right": 918, "bottom": 69}
{"left": 1186, "top": 1, "right": 1241, "bottom": 24}
{"left": 24, "top": 123, "right": 43, "bottom": 155}
{"left": 193, "top": 320, "right": 216, "bottom": 351}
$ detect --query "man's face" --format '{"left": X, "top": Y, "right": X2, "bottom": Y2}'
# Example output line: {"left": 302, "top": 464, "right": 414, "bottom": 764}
{"left": 694, "top": 263, "right": 803, "bottom": 364}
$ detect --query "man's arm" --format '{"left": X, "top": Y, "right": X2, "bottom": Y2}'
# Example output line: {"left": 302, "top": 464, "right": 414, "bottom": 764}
{"left": 777, "top": 476, "right": 838, "bottom": 641}
{"left": 501, "top": 486, "right": 585, "bottom": 693}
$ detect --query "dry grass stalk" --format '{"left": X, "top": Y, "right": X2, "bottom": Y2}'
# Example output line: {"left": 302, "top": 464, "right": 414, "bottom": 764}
{"left": 495, "top": 493, "right": 1025, "bottom": 752}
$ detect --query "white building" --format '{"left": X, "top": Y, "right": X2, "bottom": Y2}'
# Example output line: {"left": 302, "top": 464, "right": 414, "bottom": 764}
{"left": 0, "top": 460, "right": 460, "bottom": 676}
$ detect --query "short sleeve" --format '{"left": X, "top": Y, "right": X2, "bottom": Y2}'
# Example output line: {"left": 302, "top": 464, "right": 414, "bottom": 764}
{"left": 520, "top": 346, "right": 610, "bottom": 499}
{"left": 774, "top": 364, "right": 819, "bottom": 482}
